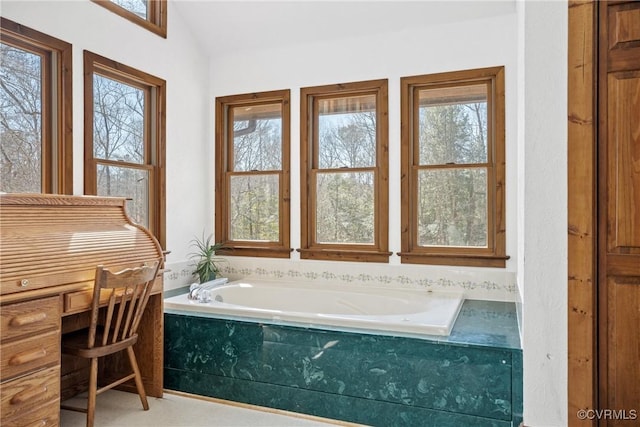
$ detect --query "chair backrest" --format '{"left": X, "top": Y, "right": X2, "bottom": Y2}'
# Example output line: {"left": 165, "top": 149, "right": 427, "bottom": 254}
{"left": 88, "top": 259, "right": 161, "bottom": 349}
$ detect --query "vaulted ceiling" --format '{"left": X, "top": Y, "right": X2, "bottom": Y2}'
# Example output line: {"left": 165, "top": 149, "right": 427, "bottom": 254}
{"left": 173, "top": 1, "right": 516, "bottom": 57}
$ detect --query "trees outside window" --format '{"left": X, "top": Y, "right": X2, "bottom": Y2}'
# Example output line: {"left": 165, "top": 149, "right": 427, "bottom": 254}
{"left": 215, "top": 90, "right": 291, "bottom": 258}
{"left": 400, "top": 67, "right": 507, "bottom": 267}
{"left": 300, "top": 80, "right": 390, "bottom": 262}
{"left": 84, "top": 51, "right": 165, "bottom": 247}
{"left": 0, "top": 18, "right": 72, "bottom": 194}
{"left": 91, "top": 0, "right": 167, "bottom": 38}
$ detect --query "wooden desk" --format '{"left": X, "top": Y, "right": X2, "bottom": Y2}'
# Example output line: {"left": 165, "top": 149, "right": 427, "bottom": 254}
{"left": 0, "top": 194, "right": 165, "bottom": 427}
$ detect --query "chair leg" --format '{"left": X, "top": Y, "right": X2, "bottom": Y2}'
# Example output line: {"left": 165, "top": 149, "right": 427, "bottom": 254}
{"left": 87, "top": 357, "right": 98, "bottom": 427}
{"left": 127, "top": 346, "right": 149, "bottom": 410}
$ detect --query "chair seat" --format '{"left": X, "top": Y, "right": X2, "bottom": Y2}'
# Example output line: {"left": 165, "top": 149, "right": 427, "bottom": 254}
{"left": 62, "top": 328, "right": 139, "bottom": 359}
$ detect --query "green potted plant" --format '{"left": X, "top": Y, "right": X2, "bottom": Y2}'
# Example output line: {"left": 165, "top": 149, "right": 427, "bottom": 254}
{"left": 189, "top": 233, "right": 225, "bottom": 283}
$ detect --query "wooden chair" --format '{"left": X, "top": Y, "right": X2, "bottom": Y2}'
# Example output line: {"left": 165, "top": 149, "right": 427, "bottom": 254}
{"left": 61, "top": 259, "right": 162, "bottom": 427}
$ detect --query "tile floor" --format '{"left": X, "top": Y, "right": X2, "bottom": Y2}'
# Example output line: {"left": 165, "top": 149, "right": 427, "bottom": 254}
{"left": 60, "top": 390, "right": 354, "bottom": 427}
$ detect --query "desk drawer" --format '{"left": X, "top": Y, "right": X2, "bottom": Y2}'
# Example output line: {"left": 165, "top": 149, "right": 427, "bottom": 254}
{"left": 64, "top": 278, "right": 162, "bottom": 314}
{"left": 1, "top": 330, "right": 59, "bottom": 382}
{"left": 1, "top": 297, "right": 60, "bottom": 341}
{"left": 1, "top": 365, "right": 60, "bottom": 420}
{"left": 2, "top": 397, "right": 60, "bottom": 427}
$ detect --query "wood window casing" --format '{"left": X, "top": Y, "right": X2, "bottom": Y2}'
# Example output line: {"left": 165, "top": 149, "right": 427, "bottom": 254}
{"left": 83, "top": 50, "right": 166, "bottom": 248}
{"left": 399, "top": 67, "right": 507, "bottom": 268}
{"left": 567, "top": 2, "right": 598, "bottom": 421}
{"left": 0, "top": 17, "right": 73, "bottom": 194}
{"left": 91, "top": 0, "right": 167, "bottom": 38}
{"left": 215, "top": 90, "right": 291, "bottom": 258}
{"left": 300, "top": 79, "right": 390, "bottom": 263}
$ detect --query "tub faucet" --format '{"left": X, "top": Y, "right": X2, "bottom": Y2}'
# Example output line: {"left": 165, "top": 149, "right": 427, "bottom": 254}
{"left": 188, "top": 277, "right": 228, "bottom": 302}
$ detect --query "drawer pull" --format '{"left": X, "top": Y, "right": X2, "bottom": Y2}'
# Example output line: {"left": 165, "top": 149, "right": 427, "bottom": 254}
{"left": 10, "top": 385, "right": 48, "bottom": 405}
{"left": 10, "top": 312, "right": 47, "bottom": 327}
{"left": 9, "top": 348, "right": 47, "bottom": 366}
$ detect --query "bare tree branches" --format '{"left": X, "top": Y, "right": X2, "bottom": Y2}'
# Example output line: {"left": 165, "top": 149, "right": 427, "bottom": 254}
{"left": 0, "top": 42, "right": 42, "bottom": 192}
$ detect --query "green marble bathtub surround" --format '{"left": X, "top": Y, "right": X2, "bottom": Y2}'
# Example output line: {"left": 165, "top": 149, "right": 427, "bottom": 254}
{"left": 165, "top": 299, "right": 522, "bottom": 426}
{"left": 165, "top": 368, "right": 512, "bottom": 427}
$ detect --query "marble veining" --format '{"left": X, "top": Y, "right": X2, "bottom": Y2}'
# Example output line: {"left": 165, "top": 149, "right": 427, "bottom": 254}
{"left": 164, "top": 299, "right": 522, "bottom": 426}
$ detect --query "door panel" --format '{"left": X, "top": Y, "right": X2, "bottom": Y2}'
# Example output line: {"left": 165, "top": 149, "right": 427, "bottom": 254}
{"left": 607, "top": 278, "right": 640, "bottom": 412}
{"left": 607, "top": 71, "right": 640, "bottom": 252}
{"left": 600, "top": 1, "right": 640, "bottom": 423}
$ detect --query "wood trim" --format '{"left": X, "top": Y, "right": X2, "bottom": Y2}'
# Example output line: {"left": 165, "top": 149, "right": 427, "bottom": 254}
{"left": 214, "top": 95, "right": 226, "bottom": 249}
{"left": 0, "top": 17, "right": 73, "bottom": 195}
{"left": 400, "top": 66, "right": 506, "bottom": 268}
{"left": 216, "top": 247, "right": 293, "bottom": 259}
{"left": 83, "top": 51, "right": 96, "bottom": 196}
{"left": 297, "top": 249, "right": 392, "bottom": 263}
{"left": 299, "top": 79, "right": 389, "bottom": 261}
{"left": 41, "top": 43, "right": 53, "bottom": 194}
{"left": 397, "top": 252, "right": 508, "bottom": 268}
{"left": 85, "top": 50, "right": 165, "bottom": 88}
{"left": 83, "top": 50, "right": 166, "bottom": 248}
{"left": 155, "top": 78, "right": 166, "bottom": 249}
{"left": 567, "top": 1, "right": 598, "bottom": 425}
{"left": 214, "top": 89, "right": 291, "bottom": 257}
{"left": 91, "top": 0, "right": 167, "bottom": 38}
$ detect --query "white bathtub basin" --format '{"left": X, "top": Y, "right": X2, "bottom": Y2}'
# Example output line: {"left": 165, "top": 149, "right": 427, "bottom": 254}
{"left": 164, "top": 279, "right": 464, "bottom": 336}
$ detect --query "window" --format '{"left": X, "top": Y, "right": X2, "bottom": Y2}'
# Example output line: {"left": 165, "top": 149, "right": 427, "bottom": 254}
{"left": 215, "top": 90, "right": 291, "bottom": 258}
{"left": 92, "top": 0, "right": 167, "bottom": 38}
{"left": 300, "top": 80, "right": 390, "bottom": 262}
{"left": 0, "top": 18, "right": 72, "bottom": 194}
{"left": 84, "top": 51, "right": 166, "bottom": 247}
{"left": 400, "top": 66, "right": 507, "bottom": 267}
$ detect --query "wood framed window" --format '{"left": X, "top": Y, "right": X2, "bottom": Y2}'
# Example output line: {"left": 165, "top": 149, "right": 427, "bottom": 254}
{"left": 92, "top": 0, "right": 167, "bottom": 38}
{"left": 300, "top": 79, "right": 390, "bottom": 262}
{"left": 84, "top": 51, "right": 166, "bottom": 248}
{"left": 400, "top": 66, "right": 507, "bottom": 267}
{"left": 215, "top": 90, "right": 291, "bottom": 258}
{"left": 0, "top": 18, "right": 72, "bottom": 194}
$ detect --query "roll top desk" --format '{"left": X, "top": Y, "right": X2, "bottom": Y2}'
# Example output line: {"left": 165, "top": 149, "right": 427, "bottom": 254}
{"left": 0, "top": 194, "right": 165, "bottom": 426}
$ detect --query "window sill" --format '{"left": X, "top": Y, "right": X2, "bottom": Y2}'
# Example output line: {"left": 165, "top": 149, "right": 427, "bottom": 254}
{"left": 217, "top": 246, "right": 293, "bottom": 259}
{"left": 298, "top": 248, "right": 392, "bottom": 263}
{"left": 397, "top": 252, "right": 509, "bottom": 268}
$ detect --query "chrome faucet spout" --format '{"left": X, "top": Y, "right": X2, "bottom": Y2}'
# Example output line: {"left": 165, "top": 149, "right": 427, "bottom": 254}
{"left": 188, "top": 277, "right": 229, "bottom": 302}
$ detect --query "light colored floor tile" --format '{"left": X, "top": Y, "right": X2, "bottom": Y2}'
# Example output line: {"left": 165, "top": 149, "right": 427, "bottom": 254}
{"left": 60, "top": 390, "right": 344, "bottom": 427}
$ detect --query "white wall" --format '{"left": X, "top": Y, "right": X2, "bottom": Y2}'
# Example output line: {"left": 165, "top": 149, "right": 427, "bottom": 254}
{"left": 208, "top": 5, "right": 570, "bottom": 424}
{"left": 1, "top": 0, "right": 210, "bottom": 267}
{"left": 208, "top": 12, "right": 520, "bottom": 302}
{"left": 518, "top": 0, "right": 568, "bottom": 425}
{"left": 3, "top": 2, "right": 571, "bottom": 424}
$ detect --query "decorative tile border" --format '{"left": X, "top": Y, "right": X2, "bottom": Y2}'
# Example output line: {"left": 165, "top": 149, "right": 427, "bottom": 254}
{"left": 224, "top": 265, "right": 514, "bottom": 292}
{"left": 214, "top": 258, "right": 517, "bottom": 302}
{"left": 164, "top": 257, "right": 516, "bottom": 301}
{"left": 163, "top": 260, "right": 197, "bottom": 291}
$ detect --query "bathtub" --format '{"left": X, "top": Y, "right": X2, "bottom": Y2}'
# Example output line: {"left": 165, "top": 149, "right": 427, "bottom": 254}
{"left": 164, "top": 279, "right": 464, "bottom": 336}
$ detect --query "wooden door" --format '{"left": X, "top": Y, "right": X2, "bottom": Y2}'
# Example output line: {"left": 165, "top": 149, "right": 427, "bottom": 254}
{"left": 598, "top": 1, "right": 640, "bottom": 422}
